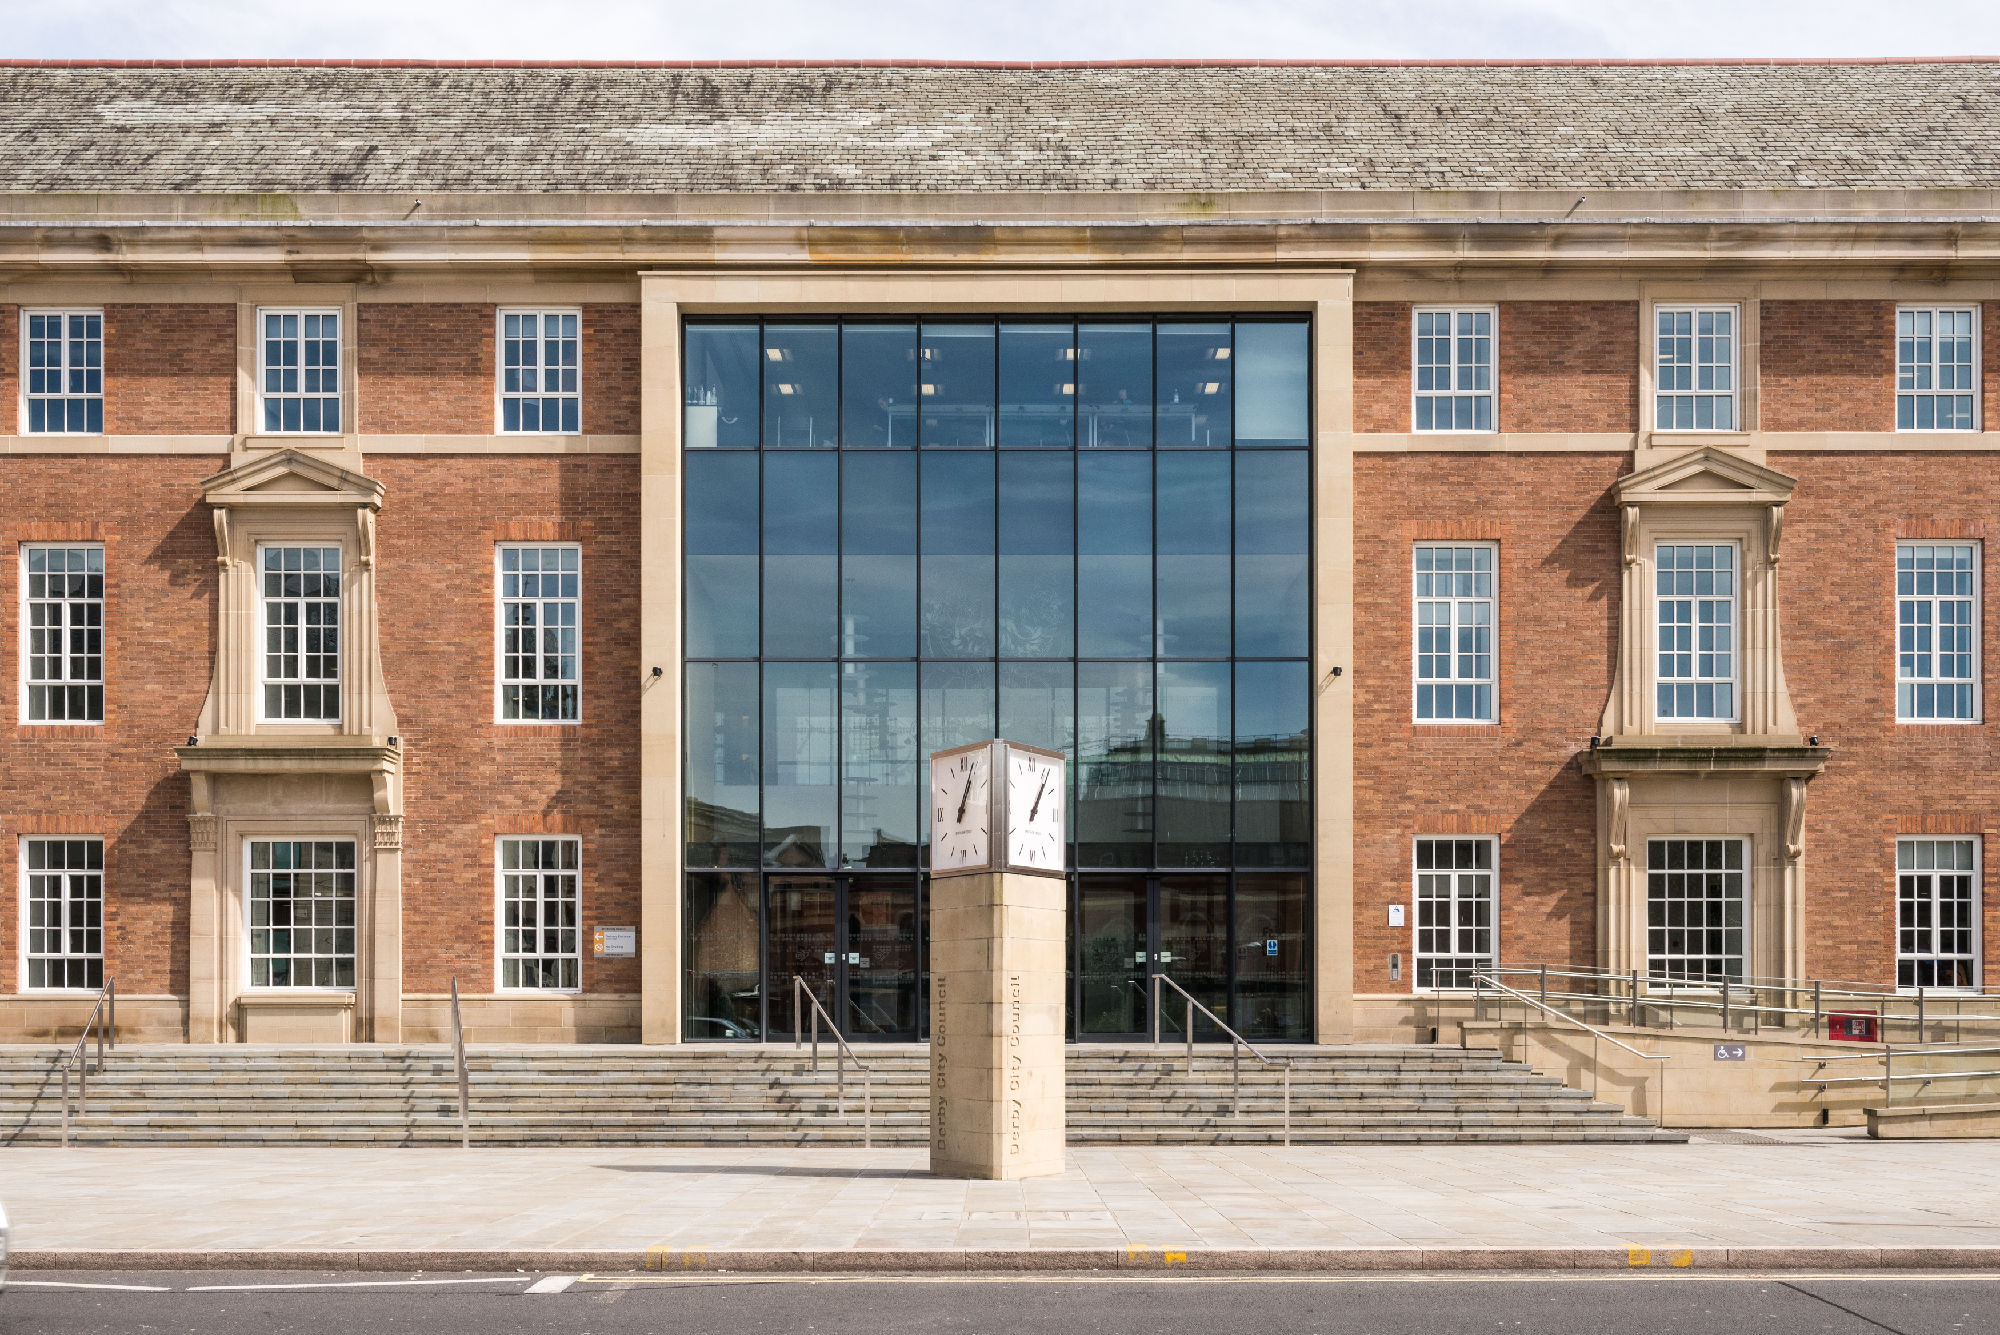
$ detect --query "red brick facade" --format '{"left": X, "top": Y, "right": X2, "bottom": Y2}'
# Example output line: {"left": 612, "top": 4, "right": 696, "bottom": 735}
{"left": 371, "top": 455, "right": 642, "bottom": 996}
{"left": 103, "top": 304, "right": 236, "bottom": 435}
{"left": 1782, "top": 453, "right": 2000, "bottom": 987}
{"left": 1353, "top": 302, "right": 1413, "bottom": 432}
{"left": 355, "top": 303, "right": 640, "bottom": 435}
{"left": 0, "top": 458, "right": 215, "bottom": 995}
{"left": 1497, "top": 302, "right": 1638, "bottom": 433}
{"left": 1353, "top": 454, "right": 1626, "bottom": 993}
{"left": 1759, "top": 300, "right": 1897, "bottom": 433}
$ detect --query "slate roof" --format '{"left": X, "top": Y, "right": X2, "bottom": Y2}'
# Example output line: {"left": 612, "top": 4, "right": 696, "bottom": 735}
{"left": 1, "top": 61, "right": 1997, "bottom": 196}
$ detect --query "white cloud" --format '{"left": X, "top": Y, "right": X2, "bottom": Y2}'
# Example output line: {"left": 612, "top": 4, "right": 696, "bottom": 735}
{"left": 8, "top": 0, "right": 2000, "bottom": 60}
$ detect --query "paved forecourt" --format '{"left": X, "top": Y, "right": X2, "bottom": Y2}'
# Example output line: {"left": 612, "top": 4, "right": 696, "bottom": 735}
{"left": 8, "top": 1134, "right": 2000, "bottom": 1272}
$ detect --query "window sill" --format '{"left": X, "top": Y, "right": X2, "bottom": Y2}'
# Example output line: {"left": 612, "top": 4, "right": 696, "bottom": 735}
{"left": 14, "top": 987, "right": 108, "bottom": 997}
{"left": 1897, "top": 719, "right": 1985, "bottom": 728}
{"left": 492, "top": 988, "right": 586, "bottom": 999}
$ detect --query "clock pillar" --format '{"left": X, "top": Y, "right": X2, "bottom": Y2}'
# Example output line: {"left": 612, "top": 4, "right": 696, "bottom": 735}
{"left": 928, "top": 739, "right": 1067, "bottom": 1181}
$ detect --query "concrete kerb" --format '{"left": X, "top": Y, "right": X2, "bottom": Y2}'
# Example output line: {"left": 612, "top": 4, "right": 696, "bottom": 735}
{"left": 17, "top": 1246, "right": 2000, "bottom": 1274}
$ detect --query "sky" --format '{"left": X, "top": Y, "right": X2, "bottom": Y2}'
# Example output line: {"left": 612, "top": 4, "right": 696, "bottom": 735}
{"left": 8, "top": 0, "right": 2000, "bottom": 63}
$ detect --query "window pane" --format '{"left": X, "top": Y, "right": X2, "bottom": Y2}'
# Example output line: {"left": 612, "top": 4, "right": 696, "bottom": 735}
{"left": 1077, "top": 662, "right": 1152, "bottom": 867}
{"left": 1234, "top": 452, "right": 1309, "bottom": 657}
{"left": 1234, "top": 321, "right": 1309, "bottom": 447}
{"left": 685, "top": 324, "right": 760, "bottom": 449}
{"left": 920, "top": 451, "right": 996, "bottom": 657}
{"left": 841, "top": 323, "right": 918, "bottom": 449}
{"left": 1234, "top": 874, "right": 1309, "bottom": 1039}
{"left": 684, "top": 453, "right": 760, "bottom": 658}
{"left": 1156, "top": 323, "right": 1232, "bottom": 448}
{"left": 998, "top": 323, "right": 1075, "bottom": 448}
{"left": 841, "top": 453, "right": 917, "bottom": 658}
{"left": 1157, "top": 661, "right": 1230, "bottom": 868}
{"left": 920, "top": 323, "right": 995, "bottom": 448}
{"left": 1078, "top": 323, "right": 1153, "bottom": 448}
{"left": 684, "top": 871, "right": 763, "bottom": 1039}
{"left": 686, "top": 662, "right": 760, "bottom": 867}
{"left": 763, "top": 453, "right": 839, "bottom": 657}
{"left": 997, "top": 452, "right": 1075, "bottom": 658}
{"left": 1077, "top": 453, "right": 1152, "bottom": 657}
{"left": 763, "top": 324, "right": 838, "bottom": 449}
{"left": 1234, "top": 661, "right": 1308, "bottom": 867}
{"left": 762, "top": 662, "right": 837, "bottom": 867}
{"left": 841, "top": 662, "right": 918, "bottom": 868}
{"left": 1157, "top": 452, "right": 1231, "bottom": 657}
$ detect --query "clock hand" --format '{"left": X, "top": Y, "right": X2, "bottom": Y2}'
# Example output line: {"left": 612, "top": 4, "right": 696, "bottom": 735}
{"left": 1028, "top": 775, "right": 1048, "bottom": 822}
{"left": 955, "top": 773, "right": 972, "bottom": 824}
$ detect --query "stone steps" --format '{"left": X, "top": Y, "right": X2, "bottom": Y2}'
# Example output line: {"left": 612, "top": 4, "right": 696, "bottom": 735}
{"left": 0, "top": 1044, "right": 1685, "bottom": 1145}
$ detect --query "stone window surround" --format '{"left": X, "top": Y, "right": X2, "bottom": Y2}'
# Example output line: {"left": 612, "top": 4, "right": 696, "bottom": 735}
{"left": 233, "top": 295, "right": 362, "bottom": 452}
{"left": 1640, "top": 286, "right": 1761, "bottom": 453}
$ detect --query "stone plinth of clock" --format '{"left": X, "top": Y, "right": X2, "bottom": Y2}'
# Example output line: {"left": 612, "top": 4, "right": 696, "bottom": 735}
{"left": 927, "top": 739, "right": 1067, "bottom": 1181}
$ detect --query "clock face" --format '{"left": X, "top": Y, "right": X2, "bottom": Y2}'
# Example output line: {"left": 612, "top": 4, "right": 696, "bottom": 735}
{"left": 1005, "top": 748, "right": 1065, "bottom": 873}
{"left": 930, "top": 746, "right": 992, "bottom": 873}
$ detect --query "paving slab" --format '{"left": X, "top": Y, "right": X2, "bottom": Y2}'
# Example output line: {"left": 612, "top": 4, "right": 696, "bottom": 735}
{"left": 6, "top": 1133, "right": 2000, "bottom": 1272}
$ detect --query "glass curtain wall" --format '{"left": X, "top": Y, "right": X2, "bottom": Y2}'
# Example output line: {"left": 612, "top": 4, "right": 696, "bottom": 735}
{"left": 683, "top": 316, "right": 1313, "bottom": 1041}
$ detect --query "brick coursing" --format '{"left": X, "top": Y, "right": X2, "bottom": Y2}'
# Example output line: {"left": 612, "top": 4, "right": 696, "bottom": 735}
{"left": 1353, "top": 454, "right": 1626, "bottom": 992}
{"left": 356, "top": 303, "right": 639, "bottom": 436}
{"left": 1781, "top": 453, "right": 2000, "bottom": 987}
{"left": 1498, "top": 301, "right": 1638, "bottom": 433}
{"left": 1760, "top": 300, "right": 1895, "bottom": 432}
{"left": 0, "top": 457, "right": 214, "bottom": 995}
{"left": 357, "top": 304, "right": 493, "bottom": 434}
{"left": 370, "top": 455, "right": 641, "bottom": 996}
{"left": 103, "top": 304, "right": 235, "bottom": 435}
{"left": 1353, "top": 302, "right": 1413, "bottom": 433}
{"left": 582, "top": 305, "right": 640, "bottom": 435}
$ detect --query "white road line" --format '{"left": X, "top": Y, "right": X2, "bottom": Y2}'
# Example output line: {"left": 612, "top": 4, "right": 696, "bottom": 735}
{"left": 526, "top": 1275, "right": 579, "bottom": 1294}
{"left": 186, "top": 1276, "right": 535, "bottom": 1292}
{"left": 8, "top": 1280, "right": 173, "bottom": 1292}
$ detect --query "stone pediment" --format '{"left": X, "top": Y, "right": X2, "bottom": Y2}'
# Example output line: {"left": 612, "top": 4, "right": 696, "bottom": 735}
{"left": 201, "top": 449, "right": 384, "bottom": 509}
{"left": 1615, "top": 446, "right": 1795, "bottom": 507}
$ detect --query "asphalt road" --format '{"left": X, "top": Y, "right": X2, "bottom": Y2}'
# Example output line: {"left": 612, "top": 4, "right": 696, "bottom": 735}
{"left": 4, "top": 1270, "right": 1998, "bottom": 1334}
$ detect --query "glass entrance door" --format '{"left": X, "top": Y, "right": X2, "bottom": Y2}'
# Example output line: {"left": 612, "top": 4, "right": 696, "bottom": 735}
{"left": 1074, "top": 874, "right": 1234, "bottom": 1040}
{"left": 766, "top": 874, "right": 920, "bottom": 1042}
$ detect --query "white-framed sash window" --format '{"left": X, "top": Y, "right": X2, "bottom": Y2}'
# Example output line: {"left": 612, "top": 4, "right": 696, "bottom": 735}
{"left": 23, "top": 543, "right": 104, "bottom": 723}
{"left": 22, "top": 310, "right": 104, "bottom": 435}
{"left": 21, "top": 836, "right": 104, "bottom": 991}
{"left": 1413, "top": 837, "right": 1496, "bottom": 990}
{"left": 497, "top": 544, "right": 581, "bottom": 722}
{"left": 1898, "top": 838, "right": 1979, "bottom": 991}
{"left": 1412, "top": 307, "right": 1495, "bottom": 432}
{"left": 261, "top": 545, "right": 342, "bottom": 722}
{"left": 259, "top": 308, "right": 342, "bottom": 433}
{"left": 1654, "top": 304, "right": 1737, "bottom": 431}
{"left": 246, "top": 839, "right": 357, "bottom": 989}
{"left": 1413, "top": 543, "right": 1495, "bottom": 721}
{"left": 1897, "top": 542, "right": 1979, "bottom": 722}
{"left": 498, "top": 308, "right": 582, "bottom": 434}
{"left": 498, "top": 836, "right": 581, "bottom": 991}
{"left": 1646, "top": 837, "right": 1745, "bottom": 984}
{"left": 1655, "top": 542, "right": 1737, "bottom": 722}
{"left": 1897, "top": 306, "right": 1979, "bottom": 432}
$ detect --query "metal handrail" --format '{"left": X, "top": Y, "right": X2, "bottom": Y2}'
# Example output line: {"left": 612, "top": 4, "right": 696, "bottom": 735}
{"left": 56, "top": 977, "right": 115, "bottom": 1148}
{"left": 450, "top": 976, "right": 470, "bottom": 1149}
{"left": 791, "top": 975, "right": 872, "bottom": 1149}
{"left": 1800, "top": 1043, "right": 2000, "bottom": 1106}
{"left": 1457, "top": 962, "right": 2000, "bottom": 1044}
{"left": 1472, "top": 970, "right": 1671, "bottom": 1119}
{"left": 1149, "top": 972, "right": 1291, "bottom": 1145}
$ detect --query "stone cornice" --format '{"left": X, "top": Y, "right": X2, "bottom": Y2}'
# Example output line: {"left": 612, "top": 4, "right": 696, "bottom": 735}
{"left": 1581, "top": 739, "right": 1831, "bottom": 779}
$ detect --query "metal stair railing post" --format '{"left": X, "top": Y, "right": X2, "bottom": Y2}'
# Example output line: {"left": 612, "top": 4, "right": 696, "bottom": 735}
{"left": 791, "top": 975, "right": 872, "bottom": 1149}
{"left": 450, "top": 976, "right": 470, "bottom": 1149}
{"left": 55, "top": 978, "right": 115, "bottom": 1148}
{"left": 1151, "top": 971, "right": 1293, "bottom": 1146}
{"left": 1472, "top": 969, "right": 1673, "bottom": 1126}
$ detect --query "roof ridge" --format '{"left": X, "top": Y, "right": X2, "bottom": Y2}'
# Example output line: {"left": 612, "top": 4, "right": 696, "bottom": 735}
{"left": 2, "top": 56, "right": 1999, "bottom": 70}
